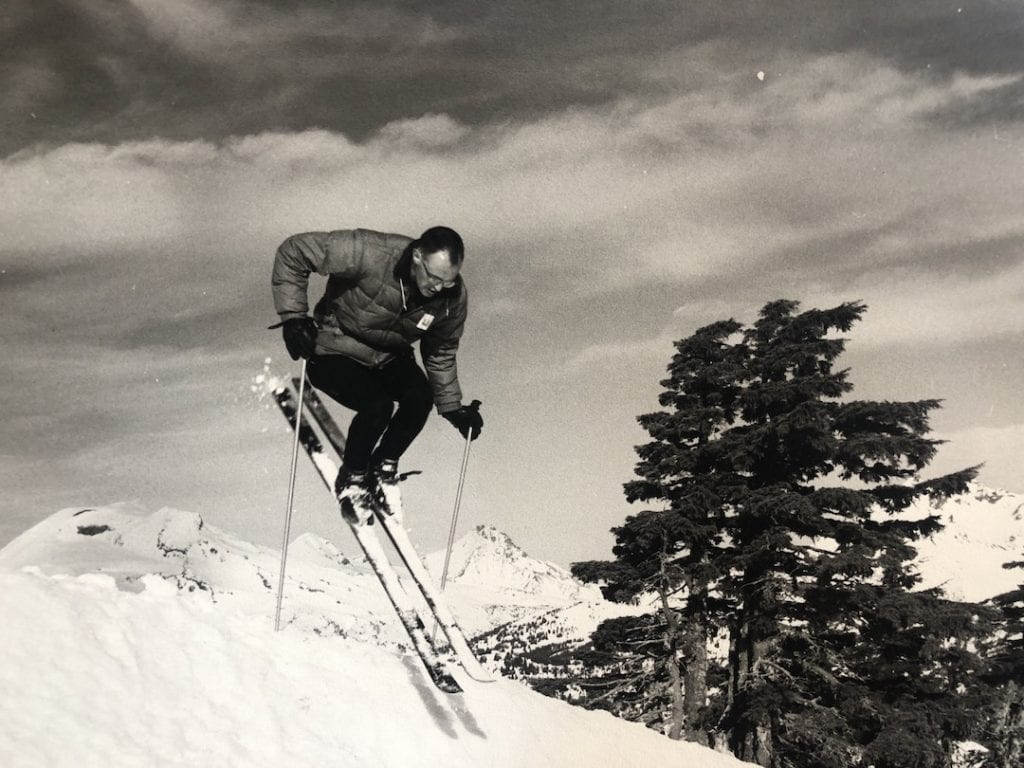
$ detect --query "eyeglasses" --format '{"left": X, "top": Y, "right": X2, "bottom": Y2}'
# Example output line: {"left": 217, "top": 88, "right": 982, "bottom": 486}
{"left": 418, "top": 256, "right": 459, "bottom": 289}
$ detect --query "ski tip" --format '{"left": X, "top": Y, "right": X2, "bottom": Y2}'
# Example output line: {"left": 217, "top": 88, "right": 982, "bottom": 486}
{"left": 463, "top": 670, "right": 497, "bottom": 684}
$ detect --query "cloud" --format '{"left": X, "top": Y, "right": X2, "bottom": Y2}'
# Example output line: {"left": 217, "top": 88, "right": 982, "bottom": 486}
{"left": 827, "top": 265, "right": 1024, "bottom": 348}
{"left": 125, "top": 0, "right": 238, "bottom": 60}
{"left": 6, "top": 0, "right": 1024, "bottom": 162}
{"left": 930, "top": 423, "right": 1024, "bottom": 494}
{"left": 2, "top": 51, "right": 1022, "bottom": 357}
{"left": 545, "top": 336, "right": 676, "bottom": 381}
{"left": 1, "top": 57, "right": 64, "bottom": 114}
{"left": 376, "top": 114, "right": 470, "bottom": 149}
{"left": 125, "top": 0, "right": 463, "bottom": 69}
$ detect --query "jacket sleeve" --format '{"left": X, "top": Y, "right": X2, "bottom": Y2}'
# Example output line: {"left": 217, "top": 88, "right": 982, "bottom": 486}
{"left": 420, "top": 293, "right": 467, "bottom": 413}
{"left": 271, "top": 230, "right": 364, "bottom": 320}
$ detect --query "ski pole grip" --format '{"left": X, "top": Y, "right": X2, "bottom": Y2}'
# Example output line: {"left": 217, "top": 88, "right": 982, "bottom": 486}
{"left": 468, "top": 399, "right": 482, "bottom": 411}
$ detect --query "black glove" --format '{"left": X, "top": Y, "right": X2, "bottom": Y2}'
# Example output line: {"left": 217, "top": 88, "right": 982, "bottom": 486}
{"left": 441, "top": 400, "right": 483, "bottom": 440}
{"left": 281, "top": 317, "right": 318, "bottom": 360}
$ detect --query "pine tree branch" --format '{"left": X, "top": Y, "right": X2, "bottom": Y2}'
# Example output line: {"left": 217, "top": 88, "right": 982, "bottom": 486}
{"left": 586, "top": 670, "right": 657, "bottom": 704}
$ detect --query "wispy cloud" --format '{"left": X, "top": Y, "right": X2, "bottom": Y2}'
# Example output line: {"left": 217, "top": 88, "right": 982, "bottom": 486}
{"left": 4, "top": 52, "right": 1018, "bottom": 354}
{"left": 7, "top": 0, "right": 1024, "bottom": 161}
{"left": 537, "top": 336, "right": 676, "bottom": 382}
{"left": 125, "top": 0, "right": 464, "bottom": 68}
{"left": 930, "top": 423, "right": 1024, "bottom": 492}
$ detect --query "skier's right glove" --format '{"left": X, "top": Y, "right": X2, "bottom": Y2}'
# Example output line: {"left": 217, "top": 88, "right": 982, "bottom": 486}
{"left": 281, "top": 317, "right": 318, "bottom": 360}
{"left": 441, "top": 400, "right": 483, "bottom": 441}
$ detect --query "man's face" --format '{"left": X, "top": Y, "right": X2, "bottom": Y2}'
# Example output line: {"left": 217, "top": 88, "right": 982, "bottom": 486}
{"left": 411, "top": 248, "right": 460, "bottom": 297}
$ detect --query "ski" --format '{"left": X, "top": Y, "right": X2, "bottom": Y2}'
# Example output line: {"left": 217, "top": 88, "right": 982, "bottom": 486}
{"left": 273, "top": 385, "right": 461, "bottom": 694}
{"left": 297, "top": 386, "right": 495, "bottom": 684}
{"left": 376, "top": 514, "right": 495, "bottom": 683}
{"left": 293, "top": 377, "right": 347, "bottom": 455}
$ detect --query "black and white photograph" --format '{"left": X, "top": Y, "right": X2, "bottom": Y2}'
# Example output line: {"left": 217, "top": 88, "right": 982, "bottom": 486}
{"left": 2, "top": 2, "right": 1022, "bottom": 766}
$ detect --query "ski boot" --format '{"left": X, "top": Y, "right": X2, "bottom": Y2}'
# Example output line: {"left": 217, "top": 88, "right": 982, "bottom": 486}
{"left": 370, "top": 459, "right": 403, "bottom": 521}
{"left": 335, "top": 466, "right": 376, "bottom": 525}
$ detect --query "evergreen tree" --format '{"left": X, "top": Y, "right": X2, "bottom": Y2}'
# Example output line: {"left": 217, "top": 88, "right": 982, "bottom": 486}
{"left": 573, "top": 318, "right": 746, "bottom": 743}
{"left": 575, "top": 299, "right": 993, "bottom": 767}
{"left": 713, "top": 301, "right": 967, "bottom": 765}
{"left": 980, "top": 562, "right": 1024, "bottom": 766}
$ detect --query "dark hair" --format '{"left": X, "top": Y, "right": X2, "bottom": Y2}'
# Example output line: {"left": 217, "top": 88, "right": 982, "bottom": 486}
{"left": 416, "top": 226, "right": 464, "bottom": 265}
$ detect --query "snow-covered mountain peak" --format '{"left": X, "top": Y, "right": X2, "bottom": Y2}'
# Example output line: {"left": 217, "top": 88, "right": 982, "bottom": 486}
{"left": 426, "top": 524, "right": 603, "bottom": 608}
{"left": 450, "top": 524, "right": 546, "bottom": 576}
{"left": 465, "top": 523, "right": 523, "bottom": 552}
{"left": 900, "top": 483, "right": 1024, "bottom": 602}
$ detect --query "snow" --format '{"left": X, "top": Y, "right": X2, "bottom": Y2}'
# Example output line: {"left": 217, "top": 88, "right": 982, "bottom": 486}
{"left": 0, "top": 504, "right": 751, "bottom": 768}
{"left": 798, "top": 484, "right": 1024, "bottom": 604}
{"left": 903, "top": 484, "right": 1024, "bottom": 602}
{"left": 4, "top": 483, "right": 1016, "bottom": 767}
{"left": 424, "top": 525, "right": 608, "bottom": 634}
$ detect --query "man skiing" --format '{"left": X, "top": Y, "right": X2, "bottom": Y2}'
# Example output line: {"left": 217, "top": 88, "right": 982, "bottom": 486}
{"left": 271, "top": 225, "right": 483, "bottom": 521}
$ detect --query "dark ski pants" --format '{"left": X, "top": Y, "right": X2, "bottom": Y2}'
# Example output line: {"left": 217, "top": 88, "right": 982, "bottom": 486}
{"left": 307, "top": 353, "right": 433, "bottom": 473}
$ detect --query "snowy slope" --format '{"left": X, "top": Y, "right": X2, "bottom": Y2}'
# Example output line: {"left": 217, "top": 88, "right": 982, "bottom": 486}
{"left": 0, "top": 504, "right": 752, "bottom": 768}
{"left": 2, "top": 484, "right": 1017, "bottom": 767}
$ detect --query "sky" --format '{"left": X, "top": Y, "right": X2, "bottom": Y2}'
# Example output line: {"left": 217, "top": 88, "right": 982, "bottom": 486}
{"left": 2, "top": 0, "right": 1023, "bottom": 567}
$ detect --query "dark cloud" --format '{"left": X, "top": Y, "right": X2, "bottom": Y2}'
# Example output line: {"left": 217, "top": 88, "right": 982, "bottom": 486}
{"left": 926, "top": 78, "right": 1024, "bottom": 127}
{"left": 857, "top": 231, "right": 1024, "bottom": 280}
{"left": 3, "top": 0, "right": 1022, "bottom": 156}
{"left": 696, "top": 224, "right": 1024, "bottom": 302}
{"left": 0, "top": 260, "right": 101, "bottom": 291}
{"left": 856, "top": 0, "right": 1024, "bottom": 75}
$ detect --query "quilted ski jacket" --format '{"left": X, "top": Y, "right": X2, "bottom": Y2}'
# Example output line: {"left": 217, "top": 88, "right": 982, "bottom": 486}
{"left": 271, "top": 228, "right": 467, "bottom": 413}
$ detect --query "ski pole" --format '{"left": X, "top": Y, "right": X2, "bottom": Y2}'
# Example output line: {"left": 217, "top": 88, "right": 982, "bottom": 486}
{"left": 438, "top": 399, "right": 481, "bottom": 592}
{"left": 432, "top": 428, "right": 473, "bottom": 644}
{"left": 274, "top": 358, "right": 308, "bottom": 632}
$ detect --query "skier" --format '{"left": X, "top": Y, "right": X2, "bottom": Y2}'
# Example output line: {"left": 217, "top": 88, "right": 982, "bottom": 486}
{"left": 271, "top": 226, "right": 483, "bottom": 521}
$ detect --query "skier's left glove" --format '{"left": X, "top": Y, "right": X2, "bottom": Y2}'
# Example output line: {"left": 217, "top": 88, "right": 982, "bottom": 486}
{"left": 441, "top": 400, "right": 483, "bottom": 440}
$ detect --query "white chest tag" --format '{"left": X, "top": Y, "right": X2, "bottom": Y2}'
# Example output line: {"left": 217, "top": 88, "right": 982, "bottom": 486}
{"left": 416, "top": 313, "right": 435, "bottom": 331}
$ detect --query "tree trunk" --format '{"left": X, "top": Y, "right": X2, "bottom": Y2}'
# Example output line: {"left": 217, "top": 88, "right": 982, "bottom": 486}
{"left": 729, "top": 605, "right": 774, "bottom": 767}
{"left": 657, "top": 559, "right": 686, "bottom": 740}
{"left": 995, "top": 681, "right": 1023, "bottom": 767}
{"left": 665, "top": 634, "right": 686, "bottom": 740}
{"left": 683, "top": 617, "right": 708, "bottom": 744}
{"left": 682, "top": 579, "right": 709, "bottom": 745}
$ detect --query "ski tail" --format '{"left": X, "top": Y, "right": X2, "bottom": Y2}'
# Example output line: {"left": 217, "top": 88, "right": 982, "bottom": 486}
{"left": 375, "top": 515, "right": 495, "bottom": 683}
{"left": 341, "top": 500, "right": 461, "bottom": 694}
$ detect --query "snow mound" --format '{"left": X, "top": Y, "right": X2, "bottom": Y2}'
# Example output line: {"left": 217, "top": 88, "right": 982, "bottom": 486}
{"left": 0, "top": 504, "right": 752, "bottom": 768}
